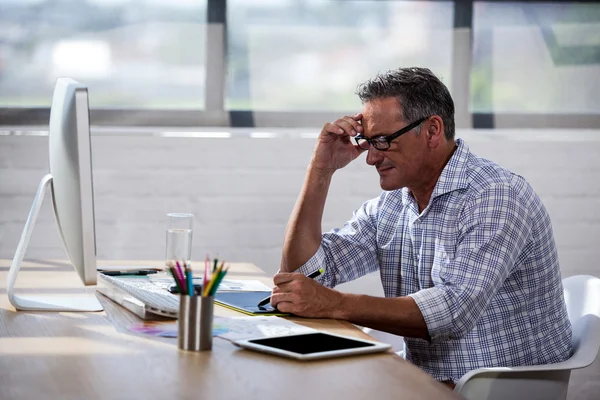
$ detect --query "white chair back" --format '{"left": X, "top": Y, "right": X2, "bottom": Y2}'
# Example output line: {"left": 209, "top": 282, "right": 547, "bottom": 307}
{"left": 455, "top": 274, "right": 600, "bottom": 400}
{"left": 562, "top": 275, "right": 600, "bottom": 369}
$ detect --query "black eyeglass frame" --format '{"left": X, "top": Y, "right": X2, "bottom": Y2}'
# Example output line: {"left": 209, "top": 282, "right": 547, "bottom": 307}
{"left": 354, "top": 116, "right": 428, "bottom": 151}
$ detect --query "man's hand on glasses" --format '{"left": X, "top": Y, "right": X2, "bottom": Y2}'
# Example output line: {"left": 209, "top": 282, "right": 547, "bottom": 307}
{"left": 310, "top": 114, "right": 366, "bottom": 174}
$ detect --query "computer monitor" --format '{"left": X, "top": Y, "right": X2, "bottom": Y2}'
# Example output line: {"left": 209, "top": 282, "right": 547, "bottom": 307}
{"left": 6, "top": 78, "right": 103, "bottom": 312}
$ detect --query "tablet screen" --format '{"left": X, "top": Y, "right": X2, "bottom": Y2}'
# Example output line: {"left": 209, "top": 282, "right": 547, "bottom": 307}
{"left": 247, "top": 332, "right": 375, "bottom": 354}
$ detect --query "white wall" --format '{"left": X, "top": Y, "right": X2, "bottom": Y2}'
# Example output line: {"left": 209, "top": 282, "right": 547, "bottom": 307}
{"left": 1, "top": 129, "right": 600, "bottom": 295}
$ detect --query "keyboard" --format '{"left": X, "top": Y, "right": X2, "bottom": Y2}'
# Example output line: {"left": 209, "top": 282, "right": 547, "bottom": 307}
{"left": 97, "top": 273, "right": 179, "bottom": 318}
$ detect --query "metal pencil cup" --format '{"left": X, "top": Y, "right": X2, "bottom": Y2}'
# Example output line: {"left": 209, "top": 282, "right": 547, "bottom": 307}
{"left": 178, "top": 295, "right": 214, "bottom": 351}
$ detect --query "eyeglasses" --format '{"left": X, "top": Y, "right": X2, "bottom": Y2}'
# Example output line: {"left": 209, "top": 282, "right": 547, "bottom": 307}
{"left": 354, "top": 117, "right": 428, "bottom": 151}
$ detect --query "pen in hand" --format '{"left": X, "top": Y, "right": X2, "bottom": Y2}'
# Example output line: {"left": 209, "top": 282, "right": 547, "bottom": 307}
{"left": 257, "top": 268, "right": 324, "bottom": 308}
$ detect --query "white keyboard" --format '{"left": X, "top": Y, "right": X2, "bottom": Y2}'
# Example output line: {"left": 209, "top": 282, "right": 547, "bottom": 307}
{"left": 98, "top": 274, "right": 179, "bottom": 317}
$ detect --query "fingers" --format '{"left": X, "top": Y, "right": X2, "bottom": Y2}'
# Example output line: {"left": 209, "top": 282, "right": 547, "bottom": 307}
{"left": 322, "top": 114, "right": 364, "bottom": 138}
{"left": 322, "top": 122, "right": 347, "bottom": 138}
{"left": 335, "top": 118, "right": 359, "bottom": 137}
{"left": 269, "top": 291, "right": 294, "bottom": 307}
{"left": 271, "top": 273, "right": 306, "bottom": 307}
{"left": 270, "top": 274, "right": 333, "bottom": 317}
{"left": 273, "top": 272, "right": 301, "bottom": 286}
{"left": 352, "top": 113, "right": 364, "bottom": 133}
{"left": 270, "top": 282, "right": 334, "bottom": 317}
{"left": 273, "top": 301, "right": 293, "bottom": 313}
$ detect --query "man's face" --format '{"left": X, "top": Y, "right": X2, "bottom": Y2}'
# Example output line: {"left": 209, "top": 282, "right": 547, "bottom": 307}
{"left": 360, "top": 97, "right": 429, "bottom": 191}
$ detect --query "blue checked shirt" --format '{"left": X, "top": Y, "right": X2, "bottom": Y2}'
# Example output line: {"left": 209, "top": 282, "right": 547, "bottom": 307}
{"left": 296, "top": 138, "right": 572, "bottom": 382}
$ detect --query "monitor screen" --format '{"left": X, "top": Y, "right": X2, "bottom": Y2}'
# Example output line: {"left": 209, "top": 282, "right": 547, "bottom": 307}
{"left": 48, "top": 78, "right": 97, "bottom": 285}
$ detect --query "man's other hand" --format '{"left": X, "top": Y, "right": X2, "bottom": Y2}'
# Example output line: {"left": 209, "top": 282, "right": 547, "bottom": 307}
{"left": 270, "top": 272, "right": 345, "bottom": 318}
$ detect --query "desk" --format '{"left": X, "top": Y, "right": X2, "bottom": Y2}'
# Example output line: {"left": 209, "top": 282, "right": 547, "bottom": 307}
{"left": 0, "top": 259, "right": 461, "bottom": 400}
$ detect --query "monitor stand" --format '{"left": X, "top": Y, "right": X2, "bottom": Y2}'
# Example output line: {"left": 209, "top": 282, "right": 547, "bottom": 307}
{"left": 6, "top": 174, "right": 103, "bottom": 312}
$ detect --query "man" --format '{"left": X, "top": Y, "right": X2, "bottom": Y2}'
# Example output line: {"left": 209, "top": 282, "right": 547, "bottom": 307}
{"left": 270, "top": 67, "right": 572, "bottom": 385}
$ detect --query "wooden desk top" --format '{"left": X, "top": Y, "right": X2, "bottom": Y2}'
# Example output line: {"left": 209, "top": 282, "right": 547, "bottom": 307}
{"left": 0, "top": 259, "right": 460, "bottom": 400}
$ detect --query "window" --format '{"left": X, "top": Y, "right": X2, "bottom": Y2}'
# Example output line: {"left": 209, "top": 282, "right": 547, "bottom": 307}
{"left": 0, "top": 0, "right": 207, "bottom": 109}
{"left": 472, "top": 2, "right": 600, "bottom": 114}
{"left": 226, "top": 0, "right": 454, "bottom": 111}
{"left": 2, "top": 0, "right": 599, "bottom": 128}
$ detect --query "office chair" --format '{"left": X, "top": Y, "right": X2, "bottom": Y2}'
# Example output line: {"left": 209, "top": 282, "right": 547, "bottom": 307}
{"left": 454, "top": 275, "right": 600, "bottom": 400}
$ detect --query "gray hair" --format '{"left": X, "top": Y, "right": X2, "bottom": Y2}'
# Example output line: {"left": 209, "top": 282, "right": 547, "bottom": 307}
{"left": 356, "top": 67, "right": 455, "bottom": 140}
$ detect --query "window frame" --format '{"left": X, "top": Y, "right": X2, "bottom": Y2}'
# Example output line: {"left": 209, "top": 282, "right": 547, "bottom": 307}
{"left": 1, "top": 0, "right": 599, "bottom": 130}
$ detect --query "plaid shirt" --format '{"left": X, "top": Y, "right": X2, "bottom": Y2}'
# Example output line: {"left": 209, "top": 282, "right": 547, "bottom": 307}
{"left": 297, "top": 138, "right": 572, "bottom": 382}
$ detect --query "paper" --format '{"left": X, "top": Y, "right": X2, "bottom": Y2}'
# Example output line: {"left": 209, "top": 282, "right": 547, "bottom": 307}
{"left": 127, "top": 318, "right": 231, "bottom": 338}
{"left": 126, "top": 316, "right": 314, "bottom": 341}
{"left": 216, "top": 279, "right": 272, "bottom": 292}
{"left": 149, "top": 275, "right": 271, "bottom": 293}
{"left": 216, "top": 316, "right": 316, "bottom": 342}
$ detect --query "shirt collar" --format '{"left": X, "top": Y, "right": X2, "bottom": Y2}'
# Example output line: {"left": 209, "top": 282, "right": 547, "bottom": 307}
{"left": 430, "top": 138, "right": 470, "bottom": 200}
{"left": 400, "top": 138, "right": 470, "bottom": 207}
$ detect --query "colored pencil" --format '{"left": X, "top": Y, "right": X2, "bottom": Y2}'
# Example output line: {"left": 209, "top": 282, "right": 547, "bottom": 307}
{"left": 168, "top": 264, "right": 184, "bottom": 294}
{"left": 203, "top": 262, "right": 224, "bottom": 297}
{"left": 175, "top": 261, "right": 186, "bottom": 295}
{"left": 185, "top": 263, "right": 194, "bottom": 297}
{"left": 209, "top": 266, "right": 228, "bottom": 296}
{"left": 204, "top": 255, "right": 210, "bottom": 291}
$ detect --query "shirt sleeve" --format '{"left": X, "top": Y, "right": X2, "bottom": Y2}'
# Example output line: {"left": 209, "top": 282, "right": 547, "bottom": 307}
{"left": 409, "top": 182, "right": 533, "bottom": 342}
{"left": 295, "top": 196, "right": 382, "bottom": 288}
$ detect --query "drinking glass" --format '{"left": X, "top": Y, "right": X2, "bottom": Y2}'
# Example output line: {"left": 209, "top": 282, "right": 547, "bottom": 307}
{"left": 165, "top": 213, "right": 193, "bottom": 269}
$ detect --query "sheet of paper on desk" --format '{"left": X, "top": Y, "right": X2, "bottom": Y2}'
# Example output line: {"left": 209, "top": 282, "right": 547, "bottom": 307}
{"left": 216, "top": 316, "right": 317, "bottom": 342}
{"left": 215, "top": 279, "right": 271, "bottom": 292}
{"left": 148, "top": 275, "right": 271, "bottom": 292}
{"left": 126, "top": 316, "right": 315, "bottom": 341}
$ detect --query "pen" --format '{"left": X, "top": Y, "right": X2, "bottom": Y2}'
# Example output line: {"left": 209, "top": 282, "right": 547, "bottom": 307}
{"left": 100, "top": 270, "right": 158, "bottom": 276}
{"left": 257, "top": 268, "right": 324, "bottom": 307}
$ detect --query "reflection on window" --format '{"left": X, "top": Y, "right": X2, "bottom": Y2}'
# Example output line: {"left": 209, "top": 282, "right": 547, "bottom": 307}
{"left": 472, "top": 2, "right": 600, "bottom": 114}
{"left": 0, "top": 0, "right": 207, "bottom": 108}
{"left": 226, "top": 0, "right": 454, "bottom": 112}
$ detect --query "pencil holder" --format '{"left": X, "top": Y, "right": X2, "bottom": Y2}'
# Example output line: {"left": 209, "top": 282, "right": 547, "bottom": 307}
{"left": 178, "top": 295, "right": 214, "bottom": 351}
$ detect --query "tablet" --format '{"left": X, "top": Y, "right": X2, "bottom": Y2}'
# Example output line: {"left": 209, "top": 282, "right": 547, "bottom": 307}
{"left": 234, "top": 332, "right": 392, "bottom": 361}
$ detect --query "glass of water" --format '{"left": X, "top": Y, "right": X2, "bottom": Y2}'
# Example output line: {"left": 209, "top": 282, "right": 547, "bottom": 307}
{"left": 165, "top": 213, "right": 193, "bottom": 270}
